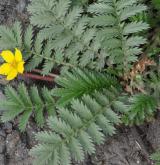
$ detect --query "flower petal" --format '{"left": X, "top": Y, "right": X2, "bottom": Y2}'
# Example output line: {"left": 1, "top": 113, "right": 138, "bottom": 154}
{"left": 1, "top": 50, "right": 14, "bottom": 63}
{"left": 6, "top": 69, "right": 18, "bottom": 80}
{"left": 17, "top": 61, "right": 25, "bottom": 73}
{"left": 0, "top": 63, "right": 12, "bottom": 75}
{"left": 15, "top": 48, "right": 22, "bottom": 62}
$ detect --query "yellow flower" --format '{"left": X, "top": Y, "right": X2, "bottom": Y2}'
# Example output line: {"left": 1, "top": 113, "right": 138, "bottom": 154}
{"left": 0, "top": 48, "right": 25, "bottom": 80}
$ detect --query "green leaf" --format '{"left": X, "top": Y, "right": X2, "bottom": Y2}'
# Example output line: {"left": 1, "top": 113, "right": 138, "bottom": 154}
{"left": 30, "top": 90, "right": 122, "bottom": 165}
{"left": 0, "top": 22, "right": 22, "bottom": 49}
{"left": 19, "top": 110, "right": 32, "bottom": 131}
{"left": 0, "top": 84, "right": 55, "bottom": 131}
{"left": 123, "top": 94, "right": 157, "bottom": 125}
{"left": 120, "top": 5, "right": 147, "bottom": 21}
{"left": 53, "top": 68, "right": 119, "bottom": 106}
{"left": 123, "top": 22, "right": 149, "bottom": 34}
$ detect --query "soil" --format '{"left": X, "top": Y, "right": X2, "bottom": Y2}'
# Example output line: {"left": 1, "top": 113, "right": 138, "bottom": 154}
{"left": 0, "top": 0, "right": 159, "bottom": 165}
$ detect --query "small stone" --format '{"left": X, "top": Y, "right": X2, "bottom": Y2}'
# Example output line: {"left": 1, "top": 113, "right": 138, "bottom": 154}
{"left": 0, "top": 130, "right": 6, "bottom": 138}
{"left": 14, "top": 143, "right": 29, "bottom": 161}
{"left": 3, "top": 122, "right": 13, "bottom": 134}
{"left": 16, "top": 0, "right": 27, "bottom": 13}
{"left": 6, "top": 131, "right": 20, "bottom": 156}
{"left": 26, "top": 123, "right": 39, "bottom": 147}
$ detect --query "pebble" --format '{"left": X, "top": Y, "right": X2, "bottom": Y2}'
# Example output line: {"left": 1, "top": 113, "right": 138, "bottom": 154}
{"left": 2, "top": 122, "right": 13, "bottom": 134}
{"left": 6, "top": 131, "right": 20, "bottom": 155}
{"left": 0, "top": 130, "right": 6, "bottom": 138}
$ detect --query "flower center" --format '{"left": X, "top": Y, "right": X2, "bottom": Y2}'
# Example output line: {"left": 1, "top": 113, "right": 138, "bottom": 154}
{"left": 11, "top": 60, "right": 18, "bottom": 69}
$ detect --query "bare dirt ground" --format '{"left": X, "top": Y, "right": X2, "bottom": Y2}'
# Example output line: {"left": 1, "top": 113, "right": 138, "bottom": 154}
{"left": 0, "top": 0, "right": 159, "bottom": 164}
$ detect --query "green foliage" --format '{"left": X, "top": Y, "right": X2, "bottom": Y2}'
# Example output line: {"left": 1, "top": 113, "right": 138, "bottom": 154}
{"left": 122, "top": 94, "right": 157, "bottom": 125}
{"left": 53, "top": 68, "right": 120, "bottom": 106}
{"left": 0, "top": 22, "right": 22, "bottom": 50}
{"left": 30, "top": 89, "right": 122, "bottom": 165}
{"left": 27, "top": 0, "right": 99, "bottom": 71}
{"left": 0, "top": 22, "right": 34, "bottom": 61}
{"left": 71, "top": 0, "right": 89, "bottom": 6}
{"left": 0, "top": 0, "right": 149, "bottom": 74}
{"left": 0, "top": 1, "right": 157, "bottom": 165}
{"left": 151, "top": 151, "right": 160, "bottom": 165}
{"left": 145, "top": 0, "right": 160, "bottom": 28}
{"left": 147, "top": 72, "right": 160, "bottom": 105}
{"left": 152, "top": 0, "right": 160, "bottom": 10}
{"left": 88, "top": 0, "right": 149, "bottom": 70}
{"left": 0, "top": 84, "right": 55, "bottom": 131}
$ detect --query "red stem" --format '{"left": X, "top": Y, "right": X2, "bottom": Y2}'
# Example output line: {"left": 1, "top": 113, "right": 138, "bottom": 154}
{"left": 22, "top": 73, "right": 54, "bottom": 82}
{"left": 32, "top": 69, "right": 58, "bottom": 78}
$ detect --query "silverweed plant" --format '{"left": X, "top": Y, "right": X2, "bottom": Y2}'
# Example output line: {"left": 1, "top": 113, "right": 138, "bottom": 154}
{"left": 0, "top": 0, "right": 159, "bottom": 165}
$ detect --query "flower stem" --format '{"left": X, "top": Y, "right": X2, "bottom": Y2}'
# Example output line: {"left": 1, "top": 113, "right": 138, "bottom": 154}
{"left": 32, "top": 69, "right": 59, "bottom": 78}
{"left": 21, "top": 73, "right": 55, "bottom": 82}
